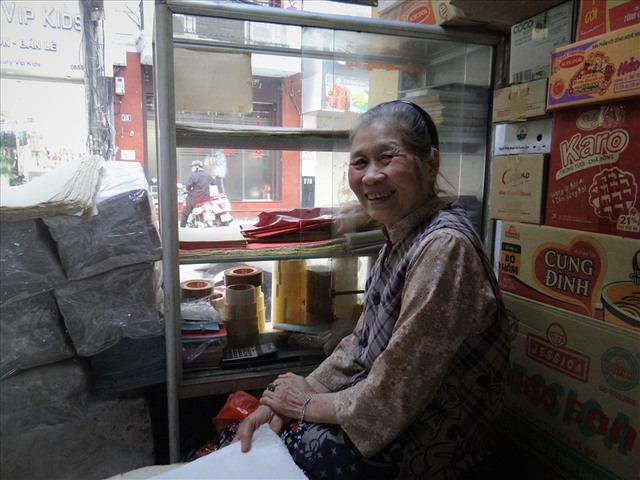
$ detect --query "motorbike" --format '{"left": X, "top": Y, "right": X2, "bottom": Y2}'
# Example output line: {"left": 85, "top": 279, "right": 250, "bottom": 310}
{"left": 186, "top": 193, "right": 233, "bottom": 228}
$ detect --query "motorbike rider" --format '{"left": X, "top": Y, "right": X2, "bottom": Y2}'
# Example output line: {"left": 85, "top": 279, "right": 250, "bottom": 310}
{"left": 180, "top": 160, "right": 215, "bottom": 228}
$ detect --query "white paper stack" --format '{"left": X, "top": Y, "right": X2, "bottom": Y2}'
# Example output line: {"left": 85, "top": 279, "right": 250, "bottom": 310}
{"left": 0, "top": 155, "right": 103, "bottom": 220}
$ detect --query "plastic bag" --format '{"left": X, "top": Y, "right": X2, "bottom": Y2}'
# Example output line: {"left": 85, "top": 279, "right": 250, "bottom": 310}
{"left": 212, "top": 391, "right": 260, "bottom": 434}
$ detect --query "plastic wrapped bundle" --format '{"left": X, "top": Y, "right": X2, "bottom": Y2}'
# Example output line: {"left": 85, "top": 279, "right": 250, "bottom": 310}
{"left": 0, "top": 218, "right": 67, "bottom": 307}
{"left": 44, "top": 189, "right": 162, "bottom": 280}
{"left": 0, "top": 292, "right": 75, "bottom": 380}
{"left": 0, "top": 395, "right": 154, "bottom": 480}
{"left": 0, "top": 358, "right": 91, "bottom": 435}
{"left": 54, "top": 262, "right": 163, "bottom": 356}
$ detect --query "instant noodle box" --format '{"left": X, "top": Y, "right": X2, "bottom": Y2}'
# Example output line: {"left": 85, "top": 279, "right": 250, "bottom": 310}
{"left": 497, "top": 221, "right": 640, "bottom": 332}
{"left": 501, "top": 292, "right": 639, "bottom": 480}
{"left": 575, "top": 0, "right": 640, "bottom": 41}
{"left": 545, "top": 99, "right": 640, "bottom": 239}
{"left": 547, "top": 23, "right": 640, "bottom": 110}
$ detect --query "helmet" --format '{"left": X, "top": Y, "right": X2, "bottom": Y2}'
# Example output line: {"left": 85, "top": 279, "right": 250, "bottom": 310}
{"left": 191, "top": 160, "right": 203, "bottom": 168}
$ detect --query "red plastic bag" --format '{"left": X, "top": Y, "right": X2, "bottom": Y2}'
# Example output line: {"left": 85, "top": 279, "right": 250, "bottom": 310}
{"left": 212, "top": 391, "right": 261, "bottom": 434}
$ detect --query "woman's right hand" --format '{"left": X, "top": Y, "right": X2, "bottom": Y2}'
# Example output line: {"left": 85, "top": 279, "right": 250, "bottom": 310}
{"left": 233, "top": 405, "right": 286, "bottom": 453}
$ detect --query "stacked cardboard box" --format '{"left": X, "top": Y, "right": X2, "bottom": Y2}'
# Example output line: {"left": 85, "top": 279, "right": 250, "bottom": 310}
{"left": 488, "top": 4, "right": 640, "bottom": 479}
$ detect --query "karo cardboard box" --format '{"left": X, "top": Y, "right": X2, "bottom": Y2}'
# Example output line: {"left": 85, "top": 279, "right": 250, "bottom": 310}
{"left": 493, "top": 117, "right": 553, "bottom": 156}
{"left": 501, "top": 292, "right": 640, "bottom": 480}
{"left": 510, "top": 1, "right": 574, "bottom": 84}
{"left": 492, "top": 79, "right": 548, "bottom": 123}
{"left": 545, "top": 99, "right": 640, "bottom": 239}
{"left": 497, "top": 221, "right": 640, "bottom": 331}
{"left": 575, "top": 0, "right": 640, "bottom": 41}
{"left": 488, "top": 153, "right": 548, "bottom": 224}
{"left": 547, "top": 24, "right": 640, "bottom": 110}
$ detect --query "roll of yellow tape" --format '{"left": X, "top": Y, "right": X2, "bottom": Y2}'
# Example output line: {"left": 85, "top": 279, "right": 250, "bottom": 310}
{"left": 224, "top": 265, "right": 263, "bottom": 287}
{"left": 272, "top": 259, "right": 308, "bottom": 324}
{"left": 180, "top": 279, "right": 214, "bottom": 300}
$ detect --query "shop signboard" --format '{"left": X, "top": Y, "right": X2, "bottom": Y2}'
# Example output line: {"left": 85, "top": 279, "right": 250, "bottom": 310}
{"left": 0, "top": 1, "right": 84, "bottom": 81}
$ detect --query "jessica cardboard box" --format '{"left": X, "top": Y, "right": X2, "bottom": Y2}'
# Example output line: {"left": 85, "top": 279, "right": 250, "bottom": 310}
{"left": 488, "top": 153, "right": 548, "bottom": 224}
{"left": 545, "top": 99, "right": 640, "bottom": 239}
{"left": 501, "top": 292, "right": 640, "bottom": 480}
{"left": 547, "top": 24, "right": 640, "bottom": 110}
{"left": 497, "top": 221, "right": 640, "bottom": 331}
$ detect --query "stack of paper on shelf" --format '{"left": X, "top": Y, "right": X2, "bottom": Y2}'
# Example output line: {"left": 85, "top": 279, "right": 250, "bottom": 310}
{"left": 181, "top": 324, "right": 227, "bottom": 371}
{"left": 179, "top": 224, "right": 248, "bottom": 250}
{"left": 405, "top": 85, "right": 489, "bottom": 143}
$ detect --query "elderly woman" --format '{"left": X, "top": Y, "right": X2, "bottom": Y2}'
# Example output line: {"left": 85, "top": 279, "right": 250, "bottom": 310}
{"left": 222, "top": 100, "right": 510, "bottom": 479}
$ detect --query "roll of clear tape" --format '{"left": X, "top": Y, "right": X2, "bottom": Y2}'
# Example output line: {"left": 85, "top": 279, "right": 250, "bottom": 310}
{"left": 224, "top": 265, "right": 263, "bottom": 287}
{"left": 225, "top": 283, "right": 260, "bottom": 305}
{"left": 225, "top": 302, "right": 260, "bottom": 348}
{"left": 180, "top": 279, "right": 215, "bottom": 300}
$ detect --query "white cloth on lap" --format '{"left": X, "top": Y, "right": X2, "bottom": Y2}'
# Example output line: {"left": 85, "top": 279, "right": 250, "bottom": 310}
{"left": 149, "top": 424, "right": 307, "bottom": 479}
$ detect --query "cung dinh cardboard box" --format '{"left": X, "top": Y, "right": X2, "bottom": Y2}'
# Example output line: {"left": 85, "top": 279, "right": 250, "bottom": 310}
{"left": 545, "top": 99, "right": 640, "bottom": 239}
{"left": 509, "top": 1, "right": 575, "bottom": 84}
{"left": 492, "top": 78, "right": 548, "bottom": 123}
{"left": 501, "top": 292, "right": 640, "bottom": 480}
{"left": 488, "top": 153, "right": 548, "bottom": 224}
{"left": 547, "top": 24, "right": 640, "bottom": 110}
{"left": 497, "top": 221, "right": 640, "bottom": 332}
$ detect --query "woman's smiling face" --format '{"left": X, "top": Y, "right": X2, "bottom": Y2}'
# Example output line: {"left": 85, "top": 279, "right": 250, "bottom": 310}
{"left": 348, "top": 119, "right": 433, "bottom": 229}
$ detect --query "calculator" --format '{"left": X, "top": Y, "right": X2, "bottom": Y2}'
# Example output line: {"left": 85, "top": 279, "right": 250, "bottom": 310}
{"left": 221, "top": 342, "right": 278, "bottom": 367}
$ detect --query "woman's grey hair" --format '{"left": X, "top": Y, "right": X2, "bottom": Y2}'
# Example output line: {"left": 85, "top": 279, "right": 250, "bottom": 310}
{"left": 350, "top": 100, "right": 439, "bottom": 178}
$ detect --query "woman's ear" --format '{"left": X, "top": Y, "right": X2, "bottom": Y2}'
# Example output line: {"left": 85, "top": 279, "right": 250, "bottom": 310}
{"left": 427, "top": 149, "right": 440, "bottom": 183}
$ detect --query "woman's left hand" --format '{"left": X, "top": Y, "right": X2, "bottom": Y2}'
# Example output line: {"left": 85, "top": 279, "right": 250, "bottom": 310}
{"left": 260, "top": 372, "right": 315, "bottom": 420}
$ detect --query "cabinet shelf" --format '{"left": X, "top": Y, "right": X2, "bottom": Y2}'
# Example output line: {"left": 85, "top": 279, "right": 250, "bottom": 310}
{"left": 176, "top": 123, "right": 350, "bottom": 151}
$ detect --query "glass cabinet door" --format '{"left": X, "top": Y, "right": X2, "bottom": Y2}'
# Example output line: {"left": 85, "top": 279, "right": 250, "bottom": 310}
{"left": 167, "top": 9, "right": 495, "bottom": 233}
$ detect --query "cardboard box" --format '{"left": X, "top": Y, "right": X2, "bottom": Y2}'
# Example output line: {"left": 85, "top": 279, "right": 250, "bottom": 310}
{"left": 488, "top": 154, "right": 548, "bottom": 224}
{"left": 501, "top": 292, "right": 640, "bottom": 480}
{"left": 547, "top": 24, "right": 640, "bottom": 110}
{"left": 545, "top": 99, "right": 640, "bottom": 239}
{"left": 497, "top": 221, "right": 640, "bottom": 331}
{"left": 493, "top": 117, "right": 553, "bottom": 156}
{"left": 575, "top": 0, "right": 640, "bottom": 41}
{"left": 492, "top": 78, "right": 549, "bottom": 123}
{"left": 510, "top": 2, "right": 574, "bottom": 84}
{"left": 451, "top": 0, "right": 568, "bottom": 31}
{"left": 378, "top": 0, "right": 473, "bottom": 26}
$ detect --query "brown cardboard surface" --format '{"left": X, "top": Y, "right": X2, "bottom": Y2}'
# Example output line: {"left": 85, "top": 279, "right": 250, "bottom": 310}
{"left": 488, "top": 154, "right": 548, "bottom": 224}
{"left": 502, "top": 292, "right": 640, "bottom": 480}
{"left": 450, "top": 0, "right": 569, "bottom": 29}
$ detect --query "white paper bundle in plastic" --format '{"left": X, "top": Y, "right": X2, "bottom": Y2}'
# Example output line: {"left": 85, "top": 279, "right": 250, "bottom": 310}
{"left": 0, "top": 155, "right": 103, "bottom": 220}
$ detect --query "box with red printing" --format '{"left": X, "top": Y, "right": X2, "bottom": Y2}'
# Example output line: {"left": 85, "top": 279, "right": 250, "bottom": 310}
{"left": 497, "top": 221, "right": 640, "bottom": 331}
{"left": 488, "top": 153, "right": 548, "bottom": 224}
{"left": 544, "top": 99, "right": 640, "bottom": 238}
{"left": 501, "top": 292, "right": 640, "bottom": 480}
{"left": 575, "top": 0, "right": 640, "bottom": 41}
{"left": 547, "top": 24, "right": 640, "bottom": 110}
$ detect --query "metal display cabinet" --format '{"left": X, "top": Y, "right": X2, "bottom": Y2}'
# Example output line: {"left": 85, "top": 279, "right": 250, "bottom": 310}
{"left": 153, "top": 0, "right": 504, "bottom": 462}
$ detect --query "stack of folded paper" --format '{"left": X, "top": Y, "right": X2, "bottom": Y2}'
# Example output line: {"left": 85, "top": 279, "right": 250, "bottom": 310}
{"left": 0, "top": 155, "right": 103, "bottom": 220}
